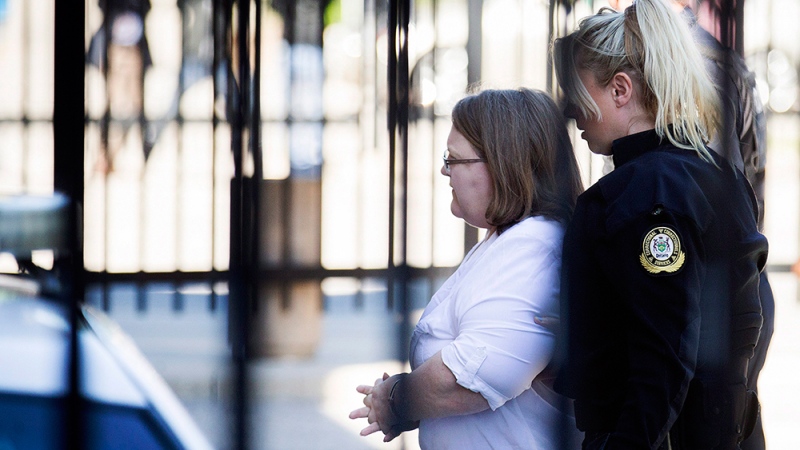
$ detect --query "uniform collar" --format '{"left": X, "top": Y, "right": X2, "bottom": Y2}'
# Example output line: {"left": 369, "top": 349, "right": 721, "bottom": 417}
{"left": 611, "top": 129, "right": 666, "bottom": 168}
{"left": 681, "top": 6, "right": 698, "bottom": 29}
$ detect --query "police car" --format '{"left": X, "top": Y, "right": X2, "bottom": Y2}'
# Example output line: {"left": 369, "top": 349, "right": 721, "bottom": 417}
{"left": 0, "top": 195, "right": 212, "bottom": 449}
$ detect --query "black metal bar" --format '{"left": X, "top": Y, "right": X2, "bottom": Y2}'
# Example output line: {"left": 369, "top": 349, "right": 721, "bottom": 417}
{"left": 253, "top": 0, "right": 263, "bottom": 182}
{"left": 227, "top": 9, "right": 246, "bottom": 450}
{"left": 546, "top": 0, "right": 555, "bottom": 95}
{"left": 139, "top": 0, "right": 152, "bottom": 286}
{"left": 398, "top": 0, "right": 412, "bottom": 355}
{"left": 719, "top": 0, "right": 734, "bottom": 51}
{"left": 247, "top": 0, "right": 263, "bottom": 437}
{"left": 21, "top": 0, "right": 29, "bottom": 189}
{"left": 54, "top": 1, "right": 86, "bottom": 449}
{"left": 210, "top": 281, "right": 219, "bottom": 311}
{"left": 717, "top": 0, "right": 745, "bottom": 56}
{"left": 100, "top": 0, "right": 111, "bottom": 271}
{"left": 174, "top": 2, "right": 187, "bottom": 287}
{"left": 231, "top": 0, "right": 253, "bottom": 447}
{"left": 102, "top": 282, "right": 111, "bottom": 311}
{"left": 281, "top": 0, "right": 296, "bottom": 311}
{"left": 428, "top": 0, "right": 439, "bottom": 266}
{"left": 462, "top": 0, "right": 482, "bottom": 253}
{"left": 388, "top": 0, "right": 411, "bottom": 383}
{"left": 734, "top": 0, "right": 745, "bottom": 57}
{"left": 388, "top": 0, "right": 398, "bottom": 311}
{"left": 549, "top": 3, "right": 572, "bottom": 449}
{"left": 85, "top": 269, "right": 228, "bottom": 283}
{"left": 137, "top": 281, "right": 147, "bottom": 312}
{"left": 212, "top": 0, "right": 225, "bottom": 310}
{"left": 173, "top": 282, "right": 186, "bottom": 312}
{"left": 467, "top": 0, "right": 482, "bottom": 88}
{"left": 229, "top": 0, "right": 243, "bottom": 179}
{"left": 83, "top": 265, "right": 462, "bottom": 285}
{"left": 360, "top": 0, "right": 376, "bottom": 274}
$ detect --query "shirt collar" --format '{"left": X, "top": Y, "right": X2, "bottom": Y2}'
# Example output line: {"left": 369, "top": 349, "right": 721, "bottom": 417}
{"left": 611, "top": 129, "right": 666, "bottom": 167}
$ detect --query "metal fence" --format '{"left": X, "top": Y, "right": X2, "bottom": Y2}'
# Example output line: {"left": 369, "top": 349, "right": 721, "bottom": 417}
{"left": 2, "top": 0, "right": 796, "bottom": 448}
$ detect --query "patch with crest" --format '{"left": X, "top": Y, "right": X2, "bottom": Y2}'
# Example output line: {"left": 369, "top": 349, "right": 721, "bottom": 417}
{"left": 639, "top": 226, "right": 685, "bottom": 274}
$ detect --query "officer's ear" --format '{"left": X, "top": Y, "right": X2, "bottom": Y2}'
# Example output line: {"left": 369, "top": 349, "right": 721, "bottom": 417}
{"left": 609, "top": 72, "right": 634, "bottom": 108}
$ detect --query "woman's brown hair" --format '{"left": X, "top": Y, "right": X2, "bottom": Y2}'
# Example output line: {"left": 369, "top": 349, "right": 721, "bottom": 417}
{"left": 451, "top": 88, "right": 583, "bottom": 233}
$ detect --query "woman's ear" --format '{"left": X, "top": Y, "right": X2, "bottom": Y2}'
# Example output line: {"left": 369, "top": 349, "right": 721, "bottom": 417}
{"left": 610, "top": 72, "right": 634, "bottom": 107}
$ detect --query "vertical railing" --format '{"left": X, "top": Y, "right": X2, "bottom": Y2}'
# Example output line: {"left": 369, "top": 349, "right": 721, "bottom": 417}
{"left": 388, "top": 0, "right": 412, "bottom": 397}
{"left": 54, "top": 1, "right": 86, "bottom": 449}
{"left": 464, "top": 0, "right": 482, "bottom": 250}
{"left": 228, "top": 0, "right": 257, "bottom": 448}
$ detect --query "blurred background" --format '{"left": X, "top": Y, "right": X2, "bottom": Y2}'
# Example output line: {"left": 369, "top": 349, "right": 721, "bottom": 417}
{"left": 0, "top": 0, "right": 798, "bottom": 448}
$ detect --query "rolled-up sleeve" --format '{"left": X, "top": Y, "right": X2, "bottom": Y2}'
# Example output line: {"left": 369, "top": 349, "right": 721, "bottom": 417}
{"left": 441, "top": 227, "right": 562, "bottom": 410}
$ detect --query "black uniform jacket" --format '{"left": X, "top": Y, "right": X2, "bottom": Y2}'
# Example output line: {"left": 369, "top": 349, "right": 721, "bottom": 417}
{"left": 554, "top": 130, "right": 767, "bottom": 449}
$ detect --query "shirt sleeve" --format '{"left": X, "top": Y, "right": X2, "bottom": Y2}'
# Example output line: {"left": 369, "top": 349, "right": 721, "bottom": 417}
{"left": 440, "top": 226, "right": 563, "bottom": 411}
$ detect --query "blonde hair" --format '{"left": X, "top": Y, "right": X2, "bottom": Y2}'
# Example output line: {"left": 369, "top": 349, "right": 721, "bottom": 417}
{"left": 553, "top": 0, "right": 720, "bottom": 160}
{"left": 451, "top": 88, "right": 583, "bottom": 233}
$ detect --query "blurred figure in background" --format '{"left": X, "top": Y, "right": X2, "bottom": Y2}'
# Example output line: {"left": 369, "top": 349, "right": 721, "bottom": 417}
{"left": 87, "top": 0, "right": 153, "bottom": 172}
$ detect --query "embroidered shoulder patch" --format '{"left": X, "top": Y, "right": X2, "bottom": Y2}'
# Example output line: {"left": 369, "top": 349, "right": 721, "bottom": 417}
{"left": 639, "top": 226, "right": 685, "bottom": 274}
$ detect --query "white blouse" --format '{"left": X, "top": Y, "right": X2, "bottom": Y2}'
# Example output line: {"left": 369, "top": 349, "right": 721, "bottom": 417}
{"left": 409, "top": 216, "right": 582, "bottom": 449}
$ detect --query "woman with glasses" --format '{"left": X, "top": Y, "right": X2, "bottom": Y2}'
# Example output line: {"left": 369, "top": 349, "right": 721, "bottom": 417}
{"left": 551, "top": 0, "right": 768, "bottom": 448}
{"left": 350, "top": 88, "right": 584, "bottom": 449}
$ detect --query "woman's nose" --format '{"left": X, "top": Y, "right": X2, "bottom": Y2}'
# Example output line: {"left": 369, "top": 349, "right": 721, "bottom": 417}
{"left": 440, "top": 164, "right": 449, "bottom": 176}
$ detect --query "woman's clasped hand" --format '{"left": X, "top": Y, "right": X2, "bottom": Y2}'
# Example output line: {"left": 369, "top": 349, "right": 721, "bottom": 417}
{"left": 349, "top": 373, "right": 418, "bottom": 442}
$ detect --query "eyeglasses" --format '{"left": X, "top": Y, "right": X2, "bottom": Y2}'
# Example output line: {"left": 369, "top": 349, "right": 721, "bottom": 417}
{"left": 442, "top": 150, "right": 486, "bottom": 174}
